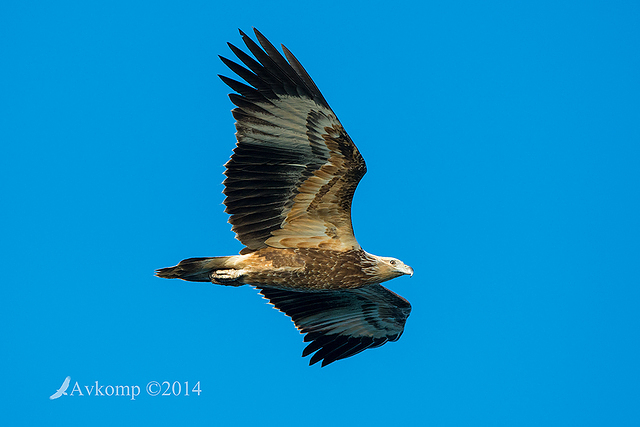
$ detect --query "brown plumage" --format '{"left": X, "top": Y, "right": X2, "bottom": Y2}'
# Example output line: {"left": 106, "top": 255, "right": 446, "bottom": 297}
{"left": 157, "top": 28, "right": 414, "bottom": 366}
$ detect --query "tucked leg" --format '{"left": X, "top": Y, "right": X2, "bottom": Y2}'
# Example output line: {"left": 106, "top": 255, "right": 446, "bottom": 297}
{"left": 210, "top": 269, "right": 244, "bottom": 286}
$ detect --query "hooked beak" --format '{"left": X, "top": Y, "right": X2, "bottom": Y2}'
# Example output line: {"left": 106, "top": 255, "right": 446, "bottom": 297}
{"left": 403, "top": 265, "right": 414, "bottom": 277}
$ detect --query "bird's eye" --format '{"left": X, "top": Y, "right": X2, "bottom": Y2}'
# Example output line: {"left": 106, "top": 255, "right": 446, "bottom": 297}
{"left": 390, "top": 260, "right": 397, "bottom": 266}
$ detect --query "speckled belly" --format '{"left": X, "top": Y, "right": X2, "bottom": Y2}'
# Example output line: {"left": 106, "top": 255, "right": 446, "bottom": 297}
{"left": 241, "top": 247, "right": 378, "bottom": 290}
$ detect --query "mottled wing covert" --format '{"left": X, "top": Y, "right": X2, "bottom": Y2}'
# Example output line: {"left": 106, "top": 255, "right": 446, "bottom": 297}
{"left": 220, "top": 29, "right": 367, "bottom": 253}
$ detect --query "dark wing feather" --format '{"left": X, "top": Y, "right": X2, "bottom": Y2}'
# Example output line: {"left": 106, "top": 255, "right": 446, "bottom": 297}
{"left": 257, "top": 284, "right": 411, "bottom": 367}
{"left": 220, "top": 28, "right": 366, "bottom": 252}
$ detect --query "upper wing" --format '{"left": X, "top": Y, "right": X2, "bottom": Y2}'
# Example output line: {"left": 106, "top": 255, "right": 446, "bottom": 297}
{"left": 257, "top": 284, "right": 411, "bottom": 367}
{"left": 220, "top": 29, "right": 367, "bottom": 253}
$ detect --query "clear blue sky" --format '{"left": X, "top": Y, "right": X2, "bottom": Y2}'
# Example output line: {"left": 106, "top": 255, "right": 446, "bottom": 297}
{"left": 1, "top": 0, "right": 639, "bottom": 425}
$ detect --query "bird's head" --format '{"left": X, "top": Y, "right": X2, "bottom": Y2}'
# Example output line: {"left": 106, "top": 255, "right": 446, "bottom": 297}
{"left": 374, "top": 256, "right": 414, "bottom": 282}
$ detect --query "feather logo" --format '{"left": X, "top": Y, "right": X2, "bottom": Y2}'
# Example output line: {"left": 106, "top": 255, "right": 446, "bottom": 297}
{"left": 49, "top": 376, "right": 71, "bottom": 400}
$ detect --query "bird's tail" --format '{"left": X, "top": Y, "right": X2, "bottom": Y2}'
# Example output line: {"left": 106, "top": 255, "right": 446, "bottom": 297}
{"left": 155, "top": 256, "right": 235, "bottom": 282}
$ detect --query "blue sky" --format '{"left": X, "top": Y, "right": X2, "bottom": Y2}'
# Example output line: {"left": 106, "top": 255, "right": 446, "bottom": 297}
{"left": 1, "top": 0, "right": 639, "bottom": 425}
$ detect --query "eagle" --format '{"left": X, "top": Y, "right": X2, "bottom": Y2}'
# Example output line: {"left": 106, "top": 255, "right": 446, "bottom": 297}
{"left": 157, "top": 28, "right": 414, "bottom": 367}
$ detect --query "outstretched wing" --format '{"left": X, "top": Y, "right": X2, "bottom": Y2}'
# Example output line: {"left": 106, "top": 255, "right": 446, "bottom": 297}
{"left": 220, "top": 28, "right": 367, "bottom": 253}
{"left": 257, "top": 284, "right": 411, "bottom": 367}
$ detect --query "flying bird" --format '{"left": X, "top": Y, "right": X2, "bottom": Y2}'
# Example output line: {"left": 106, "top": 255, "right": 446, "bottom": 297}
{"left": 157, "top": 28, "right": 414, "bottom": 366}
{"left": 49, "top": 376, "right": 71, "bottom": 400}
